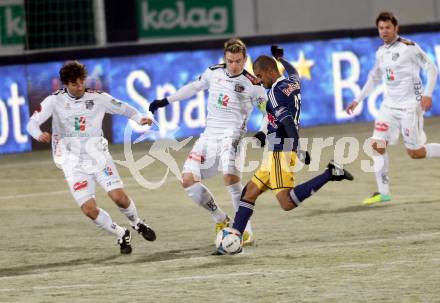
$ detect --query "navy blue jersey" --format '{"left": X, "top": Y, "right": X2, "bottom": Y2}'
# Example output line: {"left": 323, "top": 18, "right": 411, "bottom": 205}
{"left": 266, "top": 73, "right": 301, "bottom": 151}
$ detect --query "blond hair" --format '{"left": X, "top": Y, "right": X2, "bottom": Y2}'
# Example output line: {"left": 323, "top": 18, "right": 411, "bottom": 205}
{"left": 224, "top": 38, "right": 247, "bottom": 57}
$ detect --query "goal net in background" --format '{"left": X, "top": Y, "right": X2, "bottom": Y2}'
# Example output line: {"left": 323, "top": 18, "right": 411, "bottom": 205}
{"left": 24, "top": 0, "right": 101, "bottom": 50}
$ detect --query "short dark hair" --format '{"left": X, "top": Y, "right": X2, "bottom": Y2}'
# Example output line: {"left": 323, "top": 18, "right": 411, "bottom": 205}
{"left": 59, "top": 61, "right": 87, "bottom": 84}
{"left": 224, "top": 38, "right": 247, "bottom": 57}
{"left": 253, "top": 55, "right": 278, "bottom": 72}
{"left": 375, "top": 11, "right": 398, "bottom": 27}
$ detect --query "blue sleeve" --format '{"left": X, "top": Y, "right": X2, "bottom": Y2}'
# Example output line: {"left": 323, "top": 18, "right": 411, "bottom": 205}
{"left": 279, "top": 58, "right": 299, "bottom": 78}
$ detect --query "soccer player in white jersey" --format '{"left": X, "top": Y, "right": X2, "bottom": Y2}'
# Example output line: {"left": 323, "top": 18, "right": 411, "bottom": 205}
{"left": 27, "top": 61, "right": 156, "bottom": 254}
{"left": 346, "top": 12, "right": 440, "bottom": 205}
{"left": 149, "top": 38, "right": 268, "bottom": 245}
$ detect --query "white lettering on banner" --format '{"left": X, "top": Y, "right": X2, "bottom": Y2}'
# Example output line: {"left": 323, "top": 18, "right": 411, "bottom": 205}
{"left": 183, "top": 91, "right": 206, "bottom": 128}
{"left": 6, "top": 6, "right": 25, "bottom": 37}
{"left": 434, "top": 45, "right": 440, "bottom": 70}
{"left": 0, "top": 101, "right": 8, "bottom": 145}
{"left": 8, "top": 83, "right": 27, "bottom": 143}
{"left": 156, "top": 84, "right": 179, "bottom": 137}
{"left": 366, "top": 85, "right": 384, "bottom": 119}
{"left": 141, "top": 1, "right": 228, "bottom": 34}
{"left": 332, "top": 51, "right": 362, "bottom": 119}
{"left": 0, "top": 82, "right": 27, "bottom": 146}
{"left": 126, "top": 70, "right": 152, "bottom": 132}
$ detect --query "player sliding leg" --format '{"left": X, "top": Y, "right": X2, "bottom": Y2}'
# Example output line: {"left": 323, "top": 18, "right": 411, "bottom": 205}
{"left": 227, "top": 160, "right": 354, "bottom": 255}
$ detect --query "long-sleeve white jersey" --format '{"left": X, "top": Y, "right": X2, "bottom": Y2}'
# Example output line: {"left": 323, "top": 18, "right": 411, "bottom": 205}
{"left": 27, "top": 88, "right": 144, "bottom": 164}
{"left": 168, "top": 64, "right": 268, "bottom": 137}
{"left": 355, "top": 36, "right": 438, "bottom": 108}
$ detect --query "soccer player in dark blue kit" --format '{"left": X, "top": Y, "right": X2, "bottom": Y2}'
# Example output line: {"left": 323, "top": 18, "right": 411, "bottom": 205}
{"left": 217, "top": 46, "right": 354, "bottom": 254}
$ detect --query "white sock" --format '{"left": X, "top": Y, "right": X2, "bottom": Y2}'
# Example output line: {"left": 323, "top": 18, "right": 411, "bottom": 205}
{"left": 93, "top": 208, "right": 125, "bottom": 238}
{"left": 227, "top": 182, "right": 243, "bottom": 211}
{"left": 424, "top": 143, "right": 440, "bottom": 158}
{"left": 185, "top": 183, "right": 226, "bottom": 223}
{"left": 119, "top": 199, "right": 140, "bottom": 227}
{"left": 373, "top": 153, "right": 389, "bottom": 195}
{"left": 226, "top": 182, "right": 253, "bottom": 233}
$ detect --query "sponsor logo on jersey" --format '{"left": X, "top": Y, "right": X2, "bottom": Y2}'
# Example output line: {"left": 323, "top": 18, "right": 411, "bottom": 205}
{"left": 234, "top": 83, "right": 245, "bottom": 93}
{"left": 392, "top": 52, "right": 400, "bottom": 61}
{"left": 282, "top": 82, "right": 300, "bottom": 96}
{"left": 85, "top": 100, "right": 94, "bottom": 110}
{"left": 74, "top": 116, "right": 86, "bottom": 131}
{"left": 267, "top": 113, "right": 277, "bottom": 128}
{"left": 375, "top": 122, "right": 389, "bottom": 132}
{"left": 104, "top": 166, "right": 113, "bottom": 176}
{"left": 217, "top": 93, "right": 230, "bottom": 107}
{"left": 73, "top": 180, "right": 88, "bottom": 191}
{"left": 404, "top": 128, "right": 410, "bottom": 136}
{"left": 386, "top": 68, "right": 395, "bottom": 81}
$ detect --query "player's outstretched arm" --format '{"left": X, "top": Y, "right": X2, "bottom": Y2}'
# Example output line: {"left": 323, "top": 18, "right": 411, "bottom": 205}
{"left": 26, "top": 97, "right": 54, "bottom": 143}
{"left": 150, "top": 73, "right": 210, "bottom": 114}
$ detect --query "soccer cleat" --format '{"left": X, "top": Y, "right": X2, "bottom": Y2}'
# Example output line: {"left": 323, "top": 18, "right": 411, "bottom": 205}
{"left": 327, "top": 160, "right": 354, "bottom": 181}
{"left": 215, "top": 215, "right": 231, "bottom": 235}
{"left": 362, "top": 192, "right": 391, "bottom": 205}
{"left": 242, "top": 231, "right": 255, "bottom": 246}
{"left": 133, "top": 220, "right": 156, "bottom": 241}
{"left": 118, "top": 229, "right": 132, "bottom": 254}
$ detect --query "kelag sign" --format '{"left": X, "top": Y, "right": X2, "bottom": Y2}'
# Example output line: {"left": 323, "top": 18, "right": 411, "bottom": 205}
{"left": 136, "top": 0, "right": 234, "bottom": 38}
{"left": 1, "top": 31, "right": 440, "bottom": 154}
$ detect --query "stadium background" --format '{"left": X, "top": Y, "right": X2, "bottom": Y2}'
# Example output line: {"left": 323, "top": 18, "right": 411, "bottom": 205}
{"left": 1, "top": 0, "right": 440, "bottom": 155}
{"left": 2, "top": 2, "right": 440, "bottom": 302}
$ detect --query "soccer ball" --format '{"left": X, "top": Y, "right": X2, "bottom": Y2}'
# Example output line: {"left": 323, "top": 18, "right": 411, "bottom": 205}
{"left": 215, "top": 227, "right": 243, "bottom": 255}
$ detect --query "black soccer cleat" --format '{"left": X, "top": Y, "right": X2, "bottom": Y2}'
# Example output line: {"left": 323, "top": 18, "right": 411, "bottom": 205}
{"left": 327, "top": 160, "right": 354, "bottom": 181}
{"left": 134, "top": 220, "right": 156, "bottom": 241}
{"left": 118, "top": 229, "right": 132, "bottom": 254}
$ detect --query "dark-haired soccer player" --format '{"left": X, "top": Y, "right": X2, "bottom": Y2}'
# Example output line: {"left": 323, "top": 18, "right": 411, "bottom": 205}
{"left": 27, "top": 61, "right": 156, "bottom": 254}
{"left": 346, "top": 11, "right": 440, "bottom": 205}
{"left": 221, "top": 47, "right": 354, "bottom": 254}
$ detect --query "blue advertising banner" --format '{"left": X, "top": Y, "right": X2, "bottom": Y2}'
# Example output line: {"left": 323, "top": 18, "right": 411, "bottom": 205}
{"left": 0, "top": 64, "right": 31, "bottom": 154}
{"left": 109, "top": 32, "right": 440, "bottom": 143}
{"left": 1, "top": 31, "right": 440, "bottom": 153}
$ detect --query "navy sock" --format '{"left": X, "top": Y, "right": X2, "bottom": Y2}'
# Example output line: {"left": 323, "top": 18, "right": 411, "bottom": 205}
{"left": 232, "top": 200, "right": 255, "bottom": 235}
{"left": 289, "top": 169, "right": 331, "bottom": 205}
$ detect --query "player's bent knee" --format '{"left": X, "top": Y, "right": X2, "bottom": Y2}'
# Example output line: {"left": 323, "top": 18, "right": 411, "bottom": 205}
{"left": 108, "top": 189, "right": 128, "bottom": 205}
{"left": 223, "top": 174, "right": 240, "bottom": 186}
{"left": 80, "top": 199, "right": 99, "bottom": 219}
{"left": 242, "top": 182, "right": 261, "bottom": 202}
{"left": 181, "top": 173, "right": 197, "bottom": 188}
{"left": 407, "top": 148, "right": 426, "bottom": 159}
{"left": 372, "top": 141, "right": 387, "bottom": 155}
{"left": 276, "top": 190, "right": 296, "bottom": 211}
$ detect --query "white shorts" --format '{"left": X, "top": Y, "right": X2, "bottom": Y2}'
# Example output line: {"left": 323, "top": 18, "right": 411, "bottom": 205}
{"left": 62, "top": 153, "right": 123, "bottom": 206}
{"left": 182, "top": 134, "right": 242, "bottom": 180}
{"left": 372, "top": 104, "right": 426, "bottom": 149}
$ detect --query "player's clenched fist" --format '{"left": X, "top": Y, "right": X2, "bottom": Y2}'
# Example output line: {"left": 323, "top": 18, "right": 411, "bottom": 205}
{"left": 38, "top": 132, "right": 51, "bottom": 143}
{"left": 149, "top": 98, "right": 169, "bottom": 114}
{"left": 271, "top": 45, "right": 284, "bottom": 60}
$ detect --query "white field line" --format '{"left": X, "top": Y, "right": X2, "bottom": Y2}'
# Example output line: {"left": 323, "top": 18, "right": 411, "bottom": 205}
{"left": 0, "top": 231, "right": 439, "bottom": 292}
{"left": 1, "top": 257, "right": 439, "bottom": 294}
